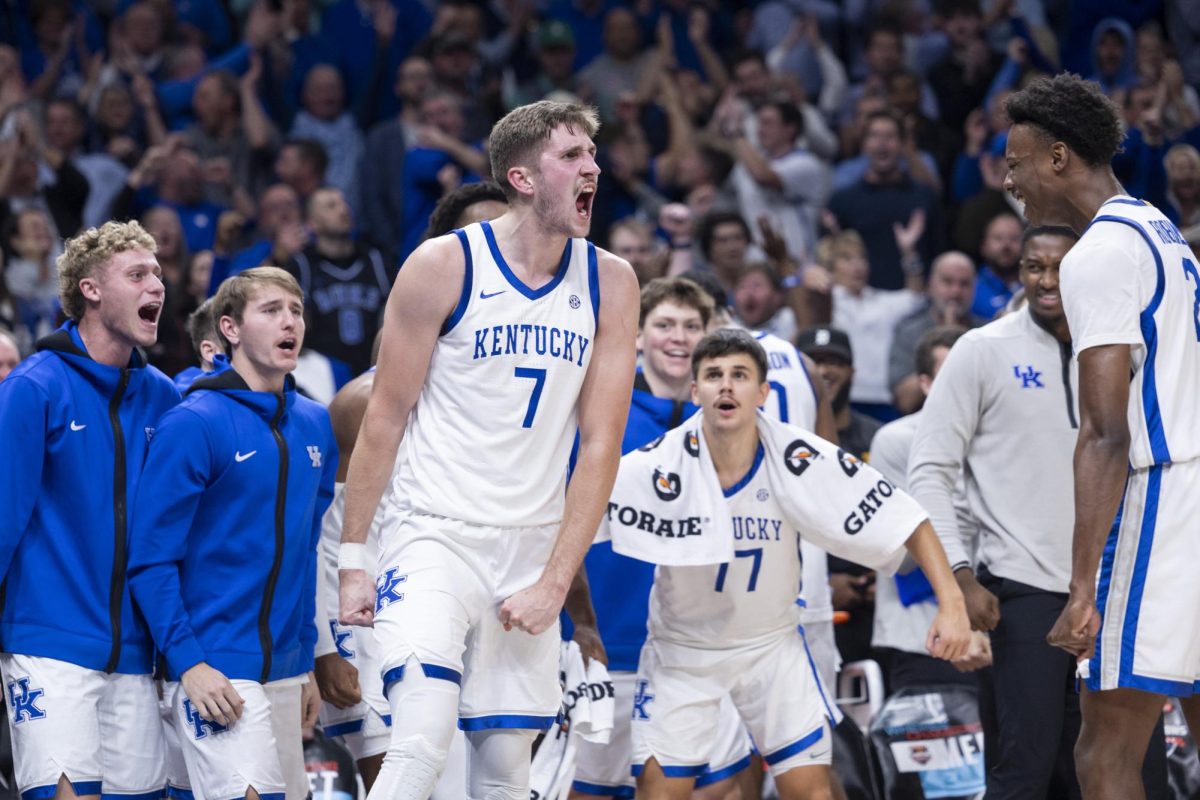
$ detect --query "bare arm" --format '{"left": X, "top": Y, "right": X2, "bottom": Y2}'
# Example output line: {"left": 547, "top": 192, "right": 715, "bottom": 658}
{"left": 499, "top": 252, "right": 639, "bottom": 634}
{"left": 563, "top": 565, "right": 607, "bottom": 665}
{"left": 328, "top": 375, "right": 373, "bottom": 483}
{"left": 904, "top": 520, "right": 971, "bottom": 661}
{"left": 734, "top": 137, "right": 783, "bottom": 190}
{"left": 338, "top": 236, "right": 462, "bottom": 626}
{"left": 1047, "top": 344, "right": 1131, "bottom": 657}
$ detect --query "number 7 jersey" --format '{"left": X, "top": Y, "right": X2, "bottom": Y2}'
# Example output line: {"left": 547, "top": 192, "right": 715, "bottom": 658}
{"left": 1059, "top": 196, "right": 1200, "bottom": 469}
{"left": 392, "top": 221, "right": 600, "bottom": 526}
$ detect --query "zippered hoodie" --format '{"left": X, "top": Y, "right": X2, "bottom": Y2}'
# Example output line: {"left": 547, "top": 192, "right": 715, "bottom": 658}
{"left": 128, "top": 368, "right": 337, "bottom": 683}
{"left": 0, "top": 321, "right": 180, "bottom": 674}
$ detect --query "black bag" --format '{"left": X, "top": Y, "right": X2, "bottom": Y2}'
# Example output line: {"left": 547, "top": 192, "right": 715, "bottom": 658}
{"left": 305, "top": 730, "right": 359, "bottom": 800}
{"left": 1164, "top": 698, "right": 1200, "bottom": 800}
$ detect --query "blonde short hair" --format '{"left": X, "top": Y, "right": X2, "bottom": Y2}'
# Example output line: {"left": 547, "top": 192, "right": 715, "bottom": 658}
{"left": 57, "top": 220, "right": 158, "bottom": 320}
{"left": 489, "top": 101, "right": 600, "bottom": 201}
{"left": 211, "top": 266, "right": 304, "bottom": 353}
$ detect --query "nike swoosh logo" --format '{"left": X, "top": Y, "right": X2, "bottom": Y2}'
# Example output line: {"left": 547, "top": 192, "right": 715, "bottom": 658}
{"left": 70, "top": 420, "right": 86, "bottom": 431}
{"left": 235, "top": 450, "right": 257, "bottom": 462}
{"left": 479, "top": 289, "right": 506, "bottom": 300}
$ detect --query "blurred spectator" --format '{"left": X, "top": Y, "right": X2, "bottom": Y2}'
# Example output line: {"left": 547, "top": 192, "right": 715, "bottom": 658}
{"left": 1165, "top": 0, "right": 1200, "bottom": 88}
{"left": 725, "top": 100, "right": 830, "bottom": 262}
{"left": 577, "top": 9, "right": 655, "bottom": 125}
{"left": 927, "top": 1, "right": 1003, "bottom": 137}
{"left": 140, "top": 205, "right": 197, "bottom": 375}
{"left": 1, "top": 207, "right": 62, "bottom": 344}
{"left": 209, "top": 182, "right": 306, "bottom": 291}
{"left": 797, "top": 324, "right": 881, "bottom": 458}
{"left": 173, "top": 297, "right": 223, "bottom": 392}
{"left": 750, "top": 3, "right": 839, "bottom": 104}
{"left": 1164, "top": 144, "right": 1200, "bottom": 235}
{"left": 21, "top": 0, "right": 90, "bottom": 102}
{"left": 971, "top": 212, "right": 1023, "bottom": 319}
{"left": 732, "top": 262, "right": 795, "bottom": 342}
{"left": 0, "top": 328, "right": 20, "bottom": 380}
{"left": 695, "top": 210, "right": 752, "bottom": 291}
{"left": 840, "top": 26, "right": 939, "bottom": 131}
{"left": 274, "top": 137, "right": 327, "bottom": 202}
{"left": 185, "top": 63, "right": 277, "bottom": 212}
{"left": 886, "top": 69, "right": 961, "bottom": 187}
{"left": 1087, "top": 18, "right": 1137, "bottom": 97}
{"left": 763, "top": 16, "right": 848, "bottom": 161}
{"left": 833, "top": 95, "right": 941, "bottom": 193}
{"left": 609, "top": 218, "right": 667, "bottom": 287}
{"left": 259, "top": 0, "right": 335, "bottom": 125}
{"left": 1134, "top": 22, "right": 1200, "bottom": 140}
{"left": 44, "top": 98, "right": 128, "bottom": 229}
{"left": 361, "top": 56, "right": 432, "bottom": 255}
{"left": 285, "top": 186, "right": 391, "bottom": 377}
{"left": 827, "top": 111, "right": 945, "bottom": 290}
{"left": 423, "top": 180, "right": 508, "bottom": 241}
{"left": 889, "top": 251, "right": 983, "bottom": 414}
{"left": 0, "top": 110, "right": 88, "bottom": 240}
{"left": 508, "top": 20, "right": 580, "bottom": 110}
{"left": 188, "top": 249, "right": 214, "bottom": 303}
{"left": 426, "top": 31, "right": 491, "bottom": 141}
{"left": 290, "top": 64, "right": 363, "bottom": 215}
{"left": 319, "top": 0, "right": 432, "bottom": 123}
{"left": 822, "top": 222, "right": 926, "bottom": 418}
{"left": 399, "top": 90, "right": 486, "bottom": 260}
{"left": 116, "top": 139, "right": 226, "bottom": 253}
{"left": 544, "top": 0, "right": 621, "bottom": 72}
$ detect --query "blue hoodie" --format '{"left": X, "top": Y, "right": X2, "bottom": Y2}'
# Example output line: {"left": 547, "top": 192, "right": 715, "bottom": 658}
{"left": 0, "top": 322, "right": 180, "bottom": 674}
{"left": 128, "top": 368, "right": 337, "bottom": 683}
{"left": 584, "top": 371, "right": 698, "bottom": 672}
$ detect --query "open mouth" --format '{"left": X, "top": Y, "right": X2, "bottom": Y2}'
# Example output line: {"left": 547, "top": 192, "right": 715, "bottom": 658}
{"left": 277, "top": 337, "right": 298, "bottom": 354}
{"left": 716, "top": 397, "right": 737, "bottom": 411}
{"left": 575, "top": 185, "right": 595, "bottom": 219}
{"left": 138, "top": 302, "right": 161, "bottom": 324}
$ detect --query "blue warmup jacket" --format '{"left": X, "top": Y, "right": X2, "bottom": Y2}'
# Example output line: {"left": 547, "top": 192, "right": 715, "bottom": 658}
{"left": 128, "top": 368, "right": 337, "bottom": 683}
{"left": 0, "top": 322, "right": 180, "bottom": 674}
{"left": 584, "top": 371, "right": 698, "bottom": 672}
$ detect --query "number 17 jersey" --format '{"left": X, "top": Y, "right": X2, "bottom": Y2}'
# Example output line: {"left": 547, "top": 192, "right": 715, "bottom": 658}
{"left": 1060, "top": 197, "right": 1200, "bottom": 469}
{"left": 392, "top": 221, "right": 600, "bottom": 527}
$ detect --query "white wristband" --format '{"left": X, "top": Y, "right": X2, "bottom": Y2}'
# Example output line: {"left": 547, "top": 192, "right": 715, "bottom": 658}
{"left": 338, "top": 543, "right": 371, "bottom": 572}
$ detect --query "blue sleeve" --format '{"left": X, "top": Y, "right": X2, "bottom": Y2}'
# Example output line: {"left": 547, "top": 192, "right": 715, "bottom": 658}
{"left": 156, "top": 44, "right": 252, "bottom": 123}
{"left": 300, "top": 424, "right": 339, "bottom": 659}
{"left": 127, "top": 407, "right": 213, "bottom": 678}
{"left": 983, "top": 57, "right": 1022, "bottom": 112}
{"left": 0, "top": 375, "right": 47, "bottom": 580}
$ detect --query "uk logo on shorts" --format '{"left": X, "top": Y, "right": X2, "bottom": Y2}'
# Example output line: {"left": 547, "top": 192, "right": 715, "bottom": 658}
{"left": 375, "top": 568, "right": 407, "bottom": 613}
{"left": 784, "top": 439, "right": 821, "bottom": 476}
{"left": 653, "top": 468, "right": 681, "bottom": 501}
{"left": 183, "top": 698, "right": 228, "bottom": 739}
{"left": 307, "top": 445, "right": 323, "bottom": 467}
{"left": 632, "top": 679, "right": 655, "bottom": 720}
{"left": 7, "top": 677, "right": 46, "bottom": 724}
{"left": 329, "top": 620, "right": 355, "bottom": 659}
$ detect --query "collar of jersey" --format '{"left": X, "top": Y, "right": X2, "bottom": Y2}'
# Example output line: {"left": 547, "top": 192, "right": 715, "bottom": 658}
{"left": 481, "top": 220, "right": 573, "bottom": 300}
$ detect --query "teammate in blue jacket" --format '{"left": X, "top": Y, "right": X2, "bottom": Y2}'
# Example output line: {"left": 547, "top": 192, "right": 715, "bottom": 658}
{"left": 128, "top": 266, "right": 338, "bottom": 800}
{"left": 0, "top": 220, "right": 179, "bottom": 799}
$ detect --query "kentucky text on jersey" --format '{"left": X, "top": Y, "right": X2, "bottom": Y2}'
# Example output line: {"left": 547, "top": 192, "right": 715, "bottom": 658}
{"left": 733, "top": 516, "right": 784, "bottom": 541}
{"left": 472, "top": 322, "right": 591, "bottom": 367}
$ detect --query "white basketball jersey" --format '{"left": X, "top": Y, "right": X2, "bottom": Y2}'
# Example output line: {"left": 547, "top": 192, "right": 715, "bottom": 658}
{"left": 392, "top": 221, "right": 599, "bottom": 526}
{"left": 648, "top": 452, "right": 803, "bottom": 649}
{"left": 1060, "top": 197, "right": 1200, "bottom": 469}
{"left": 756, "top": 331, "right": 819, "bottom": 429}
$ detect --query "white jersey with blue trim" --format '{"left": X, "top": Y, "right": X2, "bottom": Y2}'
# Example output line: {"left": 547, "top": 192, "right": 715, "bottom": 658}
{"left": 648, "top": 449, "right": 804, "bottom": 649}
{"left": 392, "top": 221, "right": 600, "bottom": 526}
{"left": 1060, "top": 196, "right": 1200, "bottom": 469}
{"left": 756, "top": 331, "right": 819, "bottom": 429}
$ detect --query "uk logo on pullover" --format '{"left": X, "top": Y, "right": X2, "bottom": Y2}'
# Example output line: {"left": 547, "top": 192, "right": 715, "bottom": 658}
{"left": 0, "top": 322, "right": 179, "bottom": 674}
{"left": 127, "top": 369, "right": 337, "bottom": 683}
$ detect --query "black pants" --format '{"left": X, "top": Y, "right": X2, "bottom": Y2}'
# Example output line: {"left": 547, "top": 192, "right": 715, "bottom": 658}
{"left": 978, "top": 567, "right": 1169, "bottom": 800}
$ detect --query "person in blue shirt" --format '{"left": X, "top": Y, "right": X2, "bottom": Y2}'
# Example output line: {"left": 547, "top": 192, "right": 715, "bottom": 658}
{"left": 172, "top": 296, "right": 231, "bottom": 393}
{"left": 0, "top": 220, "right": 179, "bottom": 800}
{"left": 128, "top": 266, "right": 337, "bottom": 800}
{"left": 970, "top": 212, "right": 1024, "bottom": 320}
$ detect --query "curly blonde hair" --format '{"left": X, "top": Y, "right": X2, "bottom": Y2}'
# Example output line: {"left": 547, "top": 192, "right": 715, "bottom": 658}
{"left": 57, "top": 220, "right": 158, "bottom": 320}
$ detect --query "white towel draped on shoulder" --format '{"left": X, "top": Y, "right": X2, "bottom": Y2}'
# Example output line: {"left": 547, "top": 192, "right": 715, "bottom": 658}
{"left": 600, "top": 410, "right": 925, "bottom": 574}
